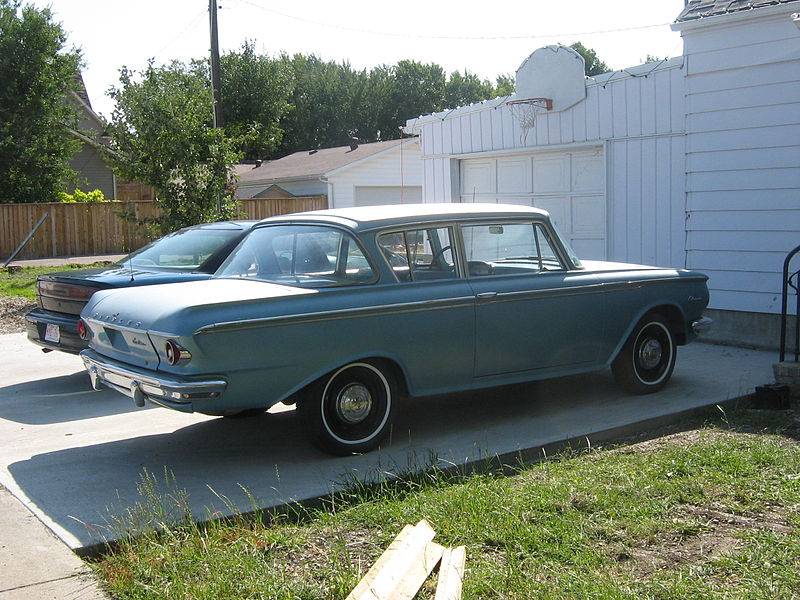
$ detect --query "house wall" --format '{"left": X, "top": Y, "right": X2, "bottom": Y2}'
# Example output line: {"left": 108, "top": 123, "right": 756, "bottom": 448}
{"left": 410, "top": 59, "right": 687, "bottom": 269}
{"left": 68, "top": 142, "right": 115, "bottom": 198}
{"left": 678, "top": 6, "right": 800, "bottom": 317}
{"left": 327, "top": 140, "right": 422, "bottom": 208}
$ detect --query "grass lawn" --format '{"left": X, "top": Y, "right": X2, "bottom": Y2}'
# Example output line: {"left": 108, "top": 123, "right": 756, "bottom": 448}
{"left": 92, "top": 409, "right": 800, "bottom": 599}
{"left": 0, "top": 264, "right": 100, "bottom": 300}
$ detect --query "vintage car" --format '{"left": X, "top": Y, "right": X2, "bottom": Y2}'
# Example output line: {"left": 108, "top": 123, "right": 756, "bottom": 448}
{"left": 79, "top": 204, "right": 711, "bottom": 455}
{"left": 26, "top": 220, "right": 256, "bottom": 354}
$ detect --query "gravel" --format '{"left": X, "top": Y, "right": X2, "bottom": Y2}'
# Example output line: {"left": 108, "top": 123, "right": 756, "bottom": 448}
{"left": 0, "top": 297, "right": 36, "bottom": 335}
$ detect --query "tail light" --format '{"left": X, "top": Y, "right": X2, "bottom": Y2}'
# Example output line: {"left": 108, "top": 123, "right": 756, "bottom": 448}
{"left": 165, "top": 340, "right": 191, "bottom": 365}
{"left": 77, "top": 319, "right": 89, "bottom": 340}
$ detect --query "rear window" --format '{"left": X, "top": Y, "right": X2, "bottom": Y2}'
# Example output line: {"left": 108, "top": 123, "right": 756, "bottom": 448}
{"left": 120, "top": 228, "right": 241, "bottom": 271}
{"left": 216, "top": 225, "right": 376, "bottom": 287}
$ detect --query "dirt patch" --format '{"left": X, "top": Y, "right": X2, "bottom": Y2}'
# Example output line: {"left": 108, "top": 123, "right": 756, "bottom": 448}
{"left": 0, "top": 296, "right": 35, "bottom": 335}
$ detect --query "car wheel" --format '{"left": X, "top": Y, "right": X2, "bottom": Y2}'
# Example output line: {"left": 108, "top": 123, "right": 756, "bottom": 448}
{"left": 298, "top": 361, "right": 395, "bottom": 455}
{"left": 612, "top": 313, "right": 676, "bottom": 394}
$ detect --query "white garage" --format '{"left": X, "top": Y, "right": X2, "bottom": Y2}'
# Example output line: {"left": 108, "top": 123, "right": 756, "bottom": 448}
{"left": 459, "top": 148, "right": 606, "bottom": 259}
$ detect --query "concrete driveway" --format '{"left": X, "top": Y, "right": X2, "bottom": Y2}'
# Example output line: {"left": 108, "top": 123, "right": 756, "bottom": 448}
{"left": 0, "top": 332, "right": 775, "bottom": 551}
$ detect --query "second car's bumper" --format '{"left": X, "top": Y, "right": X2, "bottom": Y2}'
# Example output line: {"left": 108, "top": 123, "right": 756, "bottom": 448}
{"left": 25, "top": 308, "right": 86, "bottom": 354}
{"left": 80, "top": 348, "right": 227, "bottom": 412}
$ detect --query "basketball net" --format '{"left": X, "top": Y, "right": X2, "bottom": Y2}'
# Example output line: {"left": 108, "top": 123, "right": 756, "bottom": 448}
{"left": 507, "top": 98, "right": 553, "bottom": 143}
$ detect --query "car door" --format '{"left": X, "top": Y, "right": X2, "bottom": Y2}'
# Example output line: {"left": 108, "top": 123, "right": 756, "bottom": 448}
{"left": 461, "top": 220, "right": 606, "bottom": 378}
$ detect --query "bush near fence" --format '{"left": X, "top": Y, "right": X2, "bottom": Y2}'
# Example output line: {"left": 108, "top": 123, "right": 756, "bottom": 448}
{"left": 0, "top": 196, "right": 327, "bottom": 260}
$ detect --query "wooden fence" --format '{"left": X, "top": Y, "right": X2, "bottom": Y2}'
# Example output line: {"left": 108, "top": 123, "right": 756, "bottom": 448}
{"left": 0, "top": 195, "right": 328, "bottom": 260}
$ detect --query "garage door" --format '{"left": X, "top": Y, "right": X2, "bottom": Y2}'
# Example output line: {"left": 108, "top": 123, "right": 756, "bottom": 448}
{"left": 354, "top": 186, "right": 422, "bottom": 206}
{"left": 459, "top": 148, "right": 606, "bottom": 260}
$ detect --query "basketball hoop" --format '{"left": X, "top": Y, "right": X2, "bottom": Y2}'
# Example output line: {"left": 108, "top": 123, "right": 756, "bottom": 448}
{"left": 507, "top": 97, "right": 553, "bottom": 142}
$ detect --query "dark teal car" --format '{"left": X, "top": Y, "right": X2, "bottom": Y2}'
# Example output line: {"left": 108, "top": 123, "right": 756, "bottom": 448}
{"left": 79, "top": 205, "right": 711, "bottom": 455}
{"left": 26, "top": 221, "right": 257, "bottom": 354}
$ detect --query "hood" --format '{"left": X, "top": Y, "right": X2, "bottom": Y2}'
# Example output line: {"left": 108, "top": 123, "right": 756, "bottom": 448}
{"left": 83, "top": 278, "right": 316, "bottom": 333}
{"left": 39, "top": 265, "right": 213, "bottom": 289}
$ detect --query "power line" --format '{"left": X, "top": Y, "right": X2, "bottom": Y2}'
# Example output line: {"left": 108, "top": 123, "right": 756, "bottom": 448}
{"left": 152, "top": 8, "right": 207, "bottom": 60}
{"left": 233, "top": 0, "right": 672, "bottom": 41}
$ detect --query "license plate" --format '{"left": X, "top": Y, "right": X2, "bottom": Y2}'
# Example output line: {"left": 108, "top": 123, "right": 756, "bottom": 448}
{"left": 44, "top": 323, "right": 60, "bottom": 343}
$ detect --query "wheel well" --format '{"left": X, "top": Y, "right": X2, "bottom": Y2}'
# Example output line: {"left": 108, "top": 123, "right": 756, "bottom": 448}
{"left": 368, "top": 357, "right": 410, "bottom": 398}
{"left": 648, "top": 305, "right": 686, "bottom": 345}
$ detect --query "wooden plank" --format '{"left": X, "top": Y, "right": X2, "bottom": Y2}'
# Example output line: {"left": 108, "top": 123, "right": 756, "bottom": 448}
{"left": 434, "top": 546, "right": 466, "bottom": 600}
{"left": 346, "top": 520, "right": 440, "bottom": 600}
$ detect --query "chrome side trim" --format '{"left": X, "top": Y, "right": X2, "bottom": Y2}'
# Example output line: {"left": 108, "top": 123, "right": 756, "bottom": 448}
{"left": 195, "top": 295, "right": 476, "bottom": 335}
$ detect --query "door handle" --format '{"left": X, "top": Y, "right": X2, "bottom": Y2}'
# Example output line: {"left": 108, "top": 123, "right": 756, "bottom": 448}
{"left": 476, "top": 291, "right": 498, "bottom": 300}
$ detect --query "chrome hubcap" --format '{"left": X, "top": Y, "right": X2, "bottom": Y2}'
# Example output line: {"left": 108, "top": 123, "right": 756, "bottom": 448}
{"left": 639, "top": 338, "right": 663, "bottom": 370}
{"left": 336, "top": 383, "right": 372, "bottom": 424}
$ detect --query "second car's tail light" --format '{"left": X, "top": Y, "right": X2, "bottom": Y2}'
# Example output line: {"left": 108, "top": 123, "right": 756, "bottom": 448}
{"left": 165, "top": 340, "right": 191, "bottom": 366}
{"left": 77, "top": 319, "right": 89, "bottom": 340}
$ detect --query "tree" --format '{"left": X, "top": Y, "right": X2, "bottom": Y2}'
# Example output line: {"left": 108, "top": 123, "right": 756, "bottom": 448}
{"left": 219, "top": 41, "right": 292, "bottom": 160}
{"left": 643, "top": 54, "right": 666, "bottom": 64}
{"left": 106, "top": 60, "right": 246, "bottom": 235}
{"left": 494, "top": 74, "right": 515, "bottom": 96}
{"left": 443, "top": 70, "right": 495, "bottom": 108}
{"left": 0, "top": 0, "right": 81, "bottom": 204}
{"left": 569, "top": 42, "right": 610, "bottom": 76}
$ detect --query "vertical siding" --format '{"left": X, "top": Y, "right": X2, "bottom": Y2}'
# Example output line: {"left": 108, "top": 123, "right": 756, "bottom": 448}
{"left": 682, "top": 13, "right": 800, "bottom": 314}
{"left": 607, "top": 135, "right": 685, "bottom": 268}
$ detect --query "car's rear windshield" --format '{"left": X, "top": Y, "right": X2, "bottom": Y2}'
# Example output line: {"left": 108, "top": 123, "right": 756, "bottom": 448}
{"left": 215, "top": 224, "right": 376, "bottom": 287}
{"left": 119, "top": 228, "right": 241, "bottom": 271}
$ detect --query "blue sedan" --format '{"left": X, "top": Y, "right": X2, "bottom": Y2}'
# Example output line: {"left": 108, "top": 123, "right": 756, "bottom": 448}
{"left": 79, "top": 205, "right": 711, "bottom": 455}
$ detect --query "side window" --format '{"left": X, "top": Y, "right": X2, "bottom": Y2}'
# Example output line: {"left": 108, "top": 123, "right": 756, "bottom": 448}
{"left": 461, "top": 222, "right": 564, "bottom": 276}
{"left": 378, "top": 227, "right": 456, "bottom": 282}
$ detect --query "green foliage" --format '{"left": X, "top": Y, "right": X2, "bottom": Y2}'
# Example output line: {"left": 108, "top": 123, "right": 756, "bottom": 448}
{"left": 643, "top": 54, "right": 666, "bottom": 64}
{"left": 495, "top": 74, "right": 515, "bottom": 96}
{"left": 219, "top": 41, "right": 292, "bottom": 160}
{"left": 0, "top": 0, "right": 82, "bottom": 204}
{"left": 106, "top": 60, "right": 246, "bottom": 235}
{"left": 58, "top": 188, "right": 106, "bottom": 203}
{"left": 569, "top": 41, "right": 611, "bottom": 76}
{"left": 443, "top": 70, "right": 495, "bottom": 108}
{"left": 0, "top": 264, "right": 104, "bottom": 299}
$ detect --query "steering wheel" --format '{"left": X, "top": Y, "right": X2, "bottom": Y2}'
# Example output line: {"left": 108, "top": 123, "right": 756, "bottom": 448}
{"left": 429, "top": 245, "right": 452, "bottom": 266}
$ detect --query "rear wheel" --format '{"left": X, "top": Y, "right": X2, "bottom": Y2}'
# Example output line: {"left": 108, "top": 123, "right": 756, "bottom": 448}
{"left": 612, "top": 313, "right": 676, "bottom": 394}
{"left": 298, "top": 361, "right": 395, "bottom": 455}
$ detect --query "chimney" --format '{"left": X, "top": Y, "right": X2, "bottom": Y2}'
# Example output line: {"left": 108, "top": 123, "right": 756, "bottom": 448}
{"left": 349, "top": 137, "right": 359, "bottom": 151}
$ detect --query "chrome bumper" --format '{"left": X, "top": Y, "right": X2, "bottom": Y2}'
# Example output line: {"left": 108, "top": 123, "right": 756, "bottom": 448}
{"left": 691, "top": 316, "right": 713, "bottom": 335}
{"left": 80, "top": 349, "right": 227, "bottom": 411}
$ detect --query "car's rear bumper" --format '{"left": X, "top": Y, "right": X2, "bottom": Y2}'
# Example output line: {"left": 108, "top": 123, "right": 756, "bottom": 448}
{"left": 80, "top": 348, "right": 227, "bottom": 412}
{"left": 25, "top": 308, "right": 86, "bottom": 354}
{"left": 691, "top": 316, "right": 713, "bottom": 336}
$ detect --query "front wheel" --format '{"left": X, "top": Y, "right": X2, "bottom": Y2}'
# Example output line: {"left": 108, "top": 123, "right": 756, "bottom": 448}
{"left": 298, "top": 361, "right": 396, "bottom": 455}
{"left": 612, "top": 313, "right": 676, "bottom": 394}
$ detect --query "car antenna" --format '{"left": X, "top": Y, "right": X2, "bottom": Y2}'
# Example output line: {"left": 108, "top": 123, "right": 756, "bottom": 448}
{"left": 128, "top": 251, "right": 134, "bottom": 282}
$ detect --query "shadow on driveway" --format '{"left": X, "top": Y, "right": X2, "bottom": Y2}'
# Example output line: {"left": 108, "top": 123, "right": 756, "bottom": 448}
{"left": 0, "top": 369, "right": 154, "bottom": 425}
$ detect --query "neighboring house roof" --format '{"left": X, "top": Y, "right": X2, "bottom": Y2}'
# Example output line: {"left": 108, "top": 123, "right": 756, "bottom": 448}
{"left": 237, "top": 138, "right": 415, "bottom": 185}
{"left": 676, "top": 0, "right": 797, "bottom": 22}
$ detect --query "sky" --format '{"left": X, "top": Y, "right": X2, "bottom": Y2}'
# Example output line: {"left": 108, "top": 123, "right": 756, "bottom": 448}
{"left": 33, "top": 0, "right": 687, "bottom": 119}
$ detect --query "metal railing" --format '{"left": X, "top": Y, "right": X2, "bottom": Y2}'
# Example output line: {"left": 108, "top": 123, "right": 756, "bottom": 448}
{"left": 779, "top": 243, "right": 800, "bottom": 362}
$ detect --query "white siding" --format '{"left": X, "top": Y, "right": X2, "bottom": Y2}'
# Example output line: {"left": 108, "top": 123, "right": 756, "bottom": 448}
{"left": 327, "top": 140, "right": 422, "bottom": 208}
{"left": 681, "top": 11, "right": 800, "bottom": 314}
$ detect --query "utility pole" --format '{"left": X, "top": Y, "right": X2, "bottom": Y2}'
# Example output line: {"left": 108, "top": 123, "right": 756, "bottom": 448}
{"left": 209, "top": 0, "right": 223, "bottom": 212}
{"left": 209, "top": 0, "right": 223, "bottom": 128}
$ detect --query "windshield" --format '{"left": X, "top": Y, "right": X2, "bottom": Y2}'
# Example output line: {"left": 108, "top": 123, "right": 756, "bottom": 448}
{"left": 550, "top": 221, "right": 583, "bottom": 269}
{"left": 119, "top": 228, "right": 241, "bottom": 271}
{"left": 216, "top": 225, "right": 377, "bottom": 288}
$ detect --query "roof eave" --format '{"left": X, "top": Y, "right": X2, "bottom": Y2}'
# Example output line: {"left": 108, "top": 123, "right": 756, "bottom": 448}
{"left": 672, "top": 0, "right": 800, "bottom": 31}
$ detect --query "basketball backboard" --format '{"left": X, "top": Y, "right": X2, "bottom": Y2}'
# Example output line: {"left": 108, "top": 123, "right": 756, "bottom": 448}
{"left": 514, "top": 45, "right": 586, "bottom": 111}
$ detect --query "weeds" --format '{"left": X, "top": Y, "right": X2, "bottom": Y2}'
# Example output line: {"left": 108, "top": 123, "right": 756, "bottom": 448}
{"left": 93, "top": 412, "right": 800, "bottom": 599}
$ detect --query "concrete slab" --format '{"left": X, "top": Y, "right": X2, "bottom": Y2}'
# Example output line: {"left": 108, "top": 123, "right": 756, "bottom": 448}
{"left": 0, "top": 485, "right": 105, "bottom": 599}
{"left": 0, "top": 332, "right": 776, "bottom": 553}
